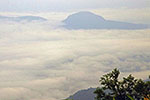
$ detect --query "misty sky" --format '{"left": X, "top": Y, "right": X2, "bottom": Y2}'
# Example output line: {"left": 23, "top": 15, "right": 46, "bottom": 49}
{"left": 0, "top": 0, "right": 150, "bottom": 12}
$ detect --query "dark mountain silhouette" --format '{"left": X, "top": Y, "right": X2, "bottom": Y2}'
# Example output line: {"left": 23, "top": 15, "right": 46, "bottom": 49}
{"left": 66, "top": 78, "right": 150, "bottom": 100}
{"left": 66, "top": 88, "right": 96, "bottom": 100}
{"left": 63, "top": 11, "right": 149, "bottom": 30}
{"left": 65, "top": 87, "right": 115, "bottom": 100}
{"left": 0, "top": 15, "right": 47, "bottom": 22}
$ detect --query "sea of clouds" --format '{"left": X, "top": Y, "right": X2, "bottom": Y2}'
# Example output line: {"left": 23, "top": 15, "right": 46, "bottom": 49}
{"left": 0, "top": 9, "right": 150, "bottom": 100}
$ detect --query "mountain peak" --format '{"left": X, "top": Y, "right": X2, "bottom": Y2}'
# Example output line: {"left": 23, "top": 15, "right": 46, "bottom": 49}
{"left": 63, "top": 11, "right": 105, "bottom": 29}
{"left": 63, "top": 11, "right": 149, "bottom": 30}
{"left": 66, "top": 88, "right": 96, "bottom": 100}
{"left": 69, "top": 11, "right": 105, "bottom": 20}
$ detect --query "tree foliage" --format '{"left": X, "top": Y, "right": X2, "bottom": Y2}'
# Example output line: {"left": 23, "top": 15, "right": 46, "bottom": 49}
{"left": 94, "top": 68, "right": 150, "bottom": 100}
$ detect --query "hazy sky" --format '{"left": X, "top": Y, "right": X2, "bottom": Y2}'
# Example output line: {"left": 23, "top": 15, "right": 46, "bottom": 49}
{"left": 0, "top": 0, "right": 150, "bottom": 12}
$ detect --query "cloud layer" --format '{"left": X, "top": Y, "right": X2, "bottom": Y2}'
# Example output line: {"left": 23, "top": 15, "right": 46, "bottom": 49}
{"left": 0, "top": 12, "right": 150, "bottom": 100}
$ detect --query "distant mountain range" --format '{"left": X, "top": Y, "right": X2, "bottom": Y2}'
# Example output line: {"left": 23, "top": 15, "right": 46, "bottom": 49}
{"left": 63, "top": 11, "right": 150, "bottom": 30}
{"left": 0, "top": 15, "right": 47, "bottom": 22}
{"left": 1, "top": 12, "right": 149, "bottom": 29}
{"left": 66, "top": 88, "right": 96, "bottom": 100}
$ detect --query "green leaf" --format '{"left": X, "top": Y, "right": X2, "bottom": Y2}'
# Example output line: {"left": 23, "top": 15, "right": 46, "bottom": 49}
{"left": 113, "top": 97, "right": 115, "bottom": 100}
{"left": 127, "top": 95, "right": 134, "bottom": 100}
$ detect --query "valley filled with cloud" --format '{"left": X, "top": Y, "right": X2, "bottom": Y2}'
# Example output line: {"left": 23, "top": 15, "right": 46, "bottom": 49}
{"left": 0, "top": 9, "right": 150, "bottom": 100}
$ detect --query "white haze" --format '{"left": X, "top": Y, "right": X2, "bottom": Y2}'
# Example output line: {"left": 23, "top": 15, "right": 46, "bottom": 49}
{"left": 0, "top": 10, "right": 150, "bottom": 100}
{"left": 0, "top": 0, "right": 149, "bottom": 12}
